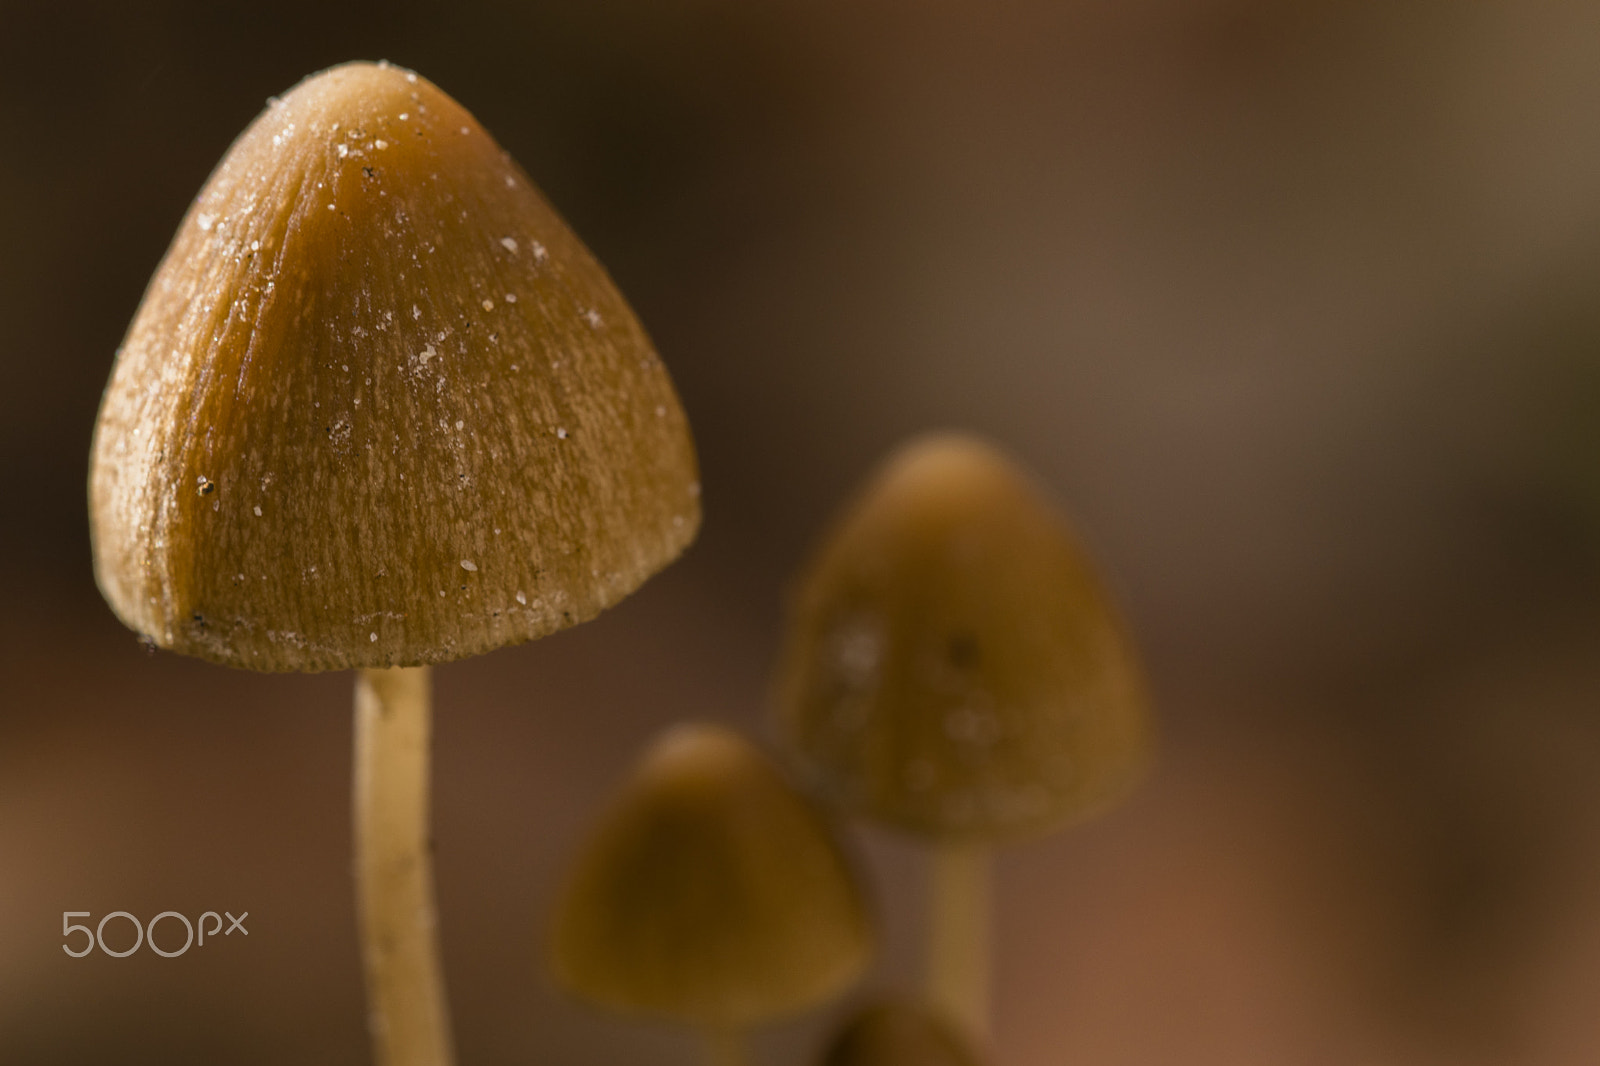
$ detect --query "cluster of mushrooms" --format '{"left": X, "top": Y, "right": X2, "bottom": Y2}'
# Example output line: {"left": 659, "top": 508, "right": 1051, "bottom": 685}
{"left": 88, "top": 63, "right": 1153, "bottom": 1066}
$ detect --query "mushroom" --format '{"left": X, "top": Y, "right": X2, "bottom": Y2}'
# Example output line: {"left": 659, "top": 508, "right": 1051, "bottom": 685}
{"left": 822, "top": 1001, "right": 984, "bottom": 1066}
{"left": 773, "top": 433, "right": 1150, "bottom": 1042}
{"left": 88, "top": 62, "right": 699, "bottom": 1066}
{"left": 551, "top": 722, "right": 873, "bottom": 1066}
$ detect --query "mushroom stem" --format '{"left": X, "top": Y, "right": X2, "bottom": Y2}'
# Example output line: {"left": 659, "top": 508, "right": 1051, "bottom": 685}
{"left": 702, "top": 1026, "right": 750, "bottom": 1066}
{"left": 355, "top": 666, "right": 455, "bottom": 1066}
{"left": 925, "top": 841, "right": 990, "bottom": 1044}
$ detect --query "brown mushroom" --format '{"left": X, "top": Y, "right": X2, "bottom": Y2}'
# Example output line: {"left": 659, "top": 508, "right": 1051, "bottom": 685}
{"left": 551, "top": 722, "right": 873, "bottom": 1066}
{"left": 88, "top": 61, "right": 700, "bottom": 1066}
{"left": 774, "top": 432, "right": 1150, "bottom": 1041}
{"left": 822, "top": 1001, "right": 984, "bottom": 1066}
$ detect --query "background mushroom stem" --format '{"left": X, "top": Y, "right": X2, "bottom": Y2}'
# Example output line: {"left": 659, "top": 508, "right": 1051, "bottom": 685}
{"left": 703, "top": 1026, "right": 750, "bottom": 1066}
{"left": 354, "top": 666, "right": 456, "bottom": 1066}
{"left": 925, "top": 841, "right": 991, "bottom": 1044}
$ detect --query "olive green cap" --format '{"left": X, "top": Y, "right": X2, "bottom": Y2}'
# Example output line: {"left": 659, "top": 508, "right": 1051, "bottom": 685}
{"left": 550, "top": 723, "right": 873, "bottom": 1030}
{"left": 823, "top": 1001, "right": 984, "bottom": 1066}
{"left": 89, "top": 61, "right": 699, "bottom": 671}
{"left": 775, "top": 433, "right": 1150, "bottom": 843}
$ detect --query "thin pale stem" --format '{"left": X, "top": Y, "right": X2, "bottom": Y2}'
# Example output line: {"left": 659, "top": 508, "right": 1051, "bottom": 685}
{"left": 355, "top": 666, "right": 455, "bottom": 1066}
{"left": 702, "top": 1026, "right": 750, "bottom": 1066}
{"left": 925, "top": 841, "right": 991, "bottom": 1044}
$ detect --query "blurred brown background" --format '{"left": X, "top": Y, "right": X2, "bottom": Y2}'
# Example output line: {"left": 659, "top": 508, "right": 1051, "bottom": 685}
{"left": 3, "top": 0, "right": 1599, "bottom": 1062}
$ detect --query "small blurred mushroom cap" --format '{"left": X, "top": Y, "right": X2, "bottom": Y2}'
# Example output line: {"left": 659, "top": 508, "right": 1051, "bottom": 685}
{"left": 550, "top": 722, "right": 873, "bottom": 1030}
{"left": 775, "top": 433, "right": 1151, "bottom": 843}
{"left": 823, "top": 1001, "right": 984, "bottom": 1066}
{"left": 88, "top": 61, "right": 699, "bottom": 672}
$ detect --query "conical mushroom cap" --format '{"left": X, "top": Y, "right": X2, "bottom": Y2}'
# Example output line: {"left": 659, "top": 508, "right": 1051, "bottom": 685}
{"left": 550, "top": 723, "right": 873, "bottom": 1030}
{"left": 89, "top": 62, "right": 699, "bottom": 671}
{"left": 775, "top": 433, "right": 1150, "bottom": 843}
{"left": 822, "top": 1002, "right": 984, "bottom": 1066}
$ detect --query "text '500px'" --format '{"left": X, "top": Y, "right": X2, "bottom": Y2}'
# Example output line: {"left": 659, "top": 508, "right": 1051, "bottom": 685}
{"left": 62, "top": 911, "right": 248, "bottom": 957}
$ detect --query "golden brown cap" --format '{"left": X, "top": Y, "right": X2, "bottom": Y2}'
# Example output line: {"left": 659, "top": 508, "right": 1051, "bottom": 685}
{"left": 775, "top": 433, "right": 1150, "bottom": 843}
{"left": 822, "top": 1002, "right": 984, "bottom": 1066}
{"left": 550, "top": 723, "right": 873, "bottom": 1030}
{"left": 89, "top": 62, "right": 699, "bottom": 671}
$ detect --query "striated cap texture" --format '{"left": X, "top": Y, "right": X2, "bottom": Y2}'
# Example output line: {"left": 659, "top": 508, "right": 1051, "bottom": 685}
{"left": 89, "top": 61, "right": 700, "bottom": 671}
{"left": 822, "top": 1002, "right": 984, "bottom": 1066}
{"left": 775, "top": 433, "right": 1150, "bottom": 843}
{"left": 550, "top": 723, "right": 873, "bottom": 1029}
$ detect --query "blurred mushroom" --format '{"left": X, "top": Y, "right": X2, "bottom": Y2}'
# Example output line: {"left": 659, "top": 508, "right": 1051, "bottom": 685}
{"left": 774, "top": 433, "right": 1150, "bottom": 1041}
{"left": 822, "top": 1001, "right": 984, "bottom": 1066}
{"left": 88, "top": 61, "right": 699, "bottom": 1066}
{"left": 551, "top": 722, "right": 873, "bottom": 1066}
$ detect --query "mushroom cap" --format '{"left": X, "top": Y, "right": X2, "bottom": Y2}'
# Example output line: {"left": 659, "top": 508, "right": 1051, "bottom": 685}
{"left": 550, "top": 723, "right": 873, "bottom": 1030}
{"left": 775, "top": 433, "right": 1150, "bottom": 843}
{"left": 89, "top": 62, "right": 700, "bottom": 671}
{"left": 822, "top": 1002, "right": 984, "bottom": 1066}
